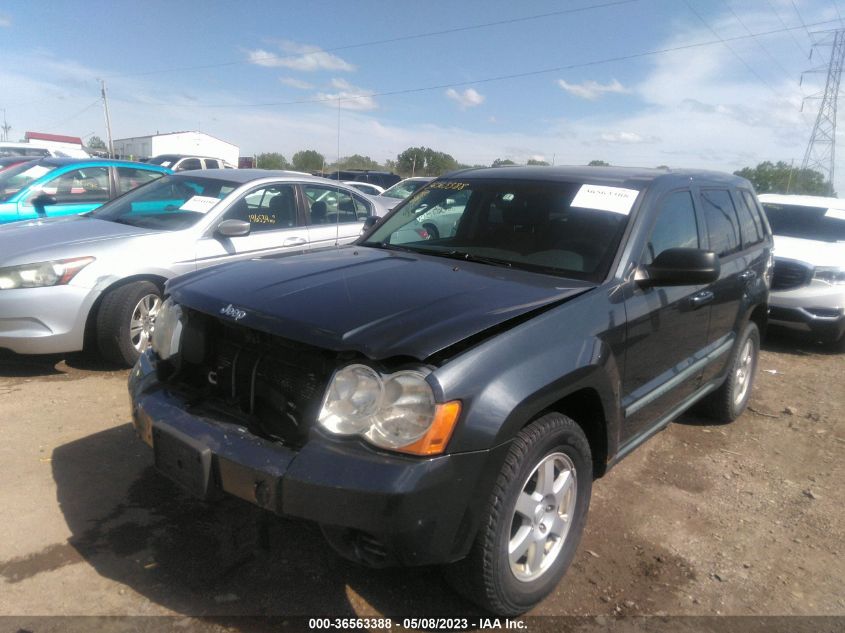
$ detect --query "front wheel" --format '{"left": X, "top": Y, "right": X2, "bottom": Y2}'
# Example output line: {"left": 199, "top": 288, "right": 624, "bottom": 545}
{"left": 96, "top": 281, "right": 162, "bottom": 367}
{"left": 445, "top": 413, "right": 592, "bottom": 616}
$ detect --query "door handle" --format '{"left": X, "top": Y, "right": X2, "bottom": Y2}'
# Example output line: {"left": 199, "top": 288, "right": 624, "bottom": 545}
{"left": 689, "top": 290, "right": 714, "bottom": 309}
{"left": 282, "top": 237, "right": 307, "bottom": 247}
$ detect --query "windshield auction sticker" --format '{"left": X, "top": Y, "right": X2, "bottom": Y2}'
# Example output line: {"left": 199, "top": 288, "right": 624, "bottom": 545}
{"left": 179, "top": 195, "right": 220, "bottom": 213}
{"left": 571, "top": 184, "right": 639, "bottom": 215}
{"left": 825, "top": 207, "right": 845, "bottom": 221}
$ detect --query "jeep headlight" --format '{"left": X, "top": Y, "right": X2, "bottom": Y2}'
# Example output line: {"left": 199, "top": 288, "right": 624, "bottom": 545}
{"left": 318, "top": 363, "right": 461, "bottom": 455}
{"left": 0, "top": 257, "right": 95, "bottom": 290}
{"left": 813, "top": 266, "right": 845, "bottom": 285}
{"left": 150, "top": 297, "right": 184, "bottom": 361}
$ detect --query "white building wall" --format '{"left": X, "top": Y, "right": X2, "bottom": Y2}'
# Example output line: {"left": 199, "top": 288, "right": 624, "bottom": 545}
{"left": 150, "top": 132, "right": 238, "bottom": 165}
{"left": 113, "top": 132, "right": 238, "bottom": 164}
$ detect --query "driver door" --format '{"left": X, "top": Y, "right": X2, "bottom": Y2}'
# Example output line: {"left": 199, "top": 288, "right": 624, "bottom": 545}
{"left": 194, "top": 184, "right": 310, "bottom": 270}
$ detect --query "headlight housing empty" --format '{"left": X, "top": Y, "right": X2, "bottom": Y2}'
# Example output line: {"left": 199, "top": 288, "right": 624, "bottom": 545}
{"left": 813, "top": 266, "right": 845, "bottom": 285}
{"left": 150, "top": 297, "right": 184, "bottom": 361}
{"left": 0, "top": 257, "right": 95, "bottom": 290}
{"left": 318, "top": 363, "right": 461, "bottom": 455}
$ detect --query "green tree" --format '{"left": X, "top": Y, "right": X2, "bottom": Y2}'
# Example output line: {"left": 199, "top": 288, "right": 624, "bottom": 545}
{"left": 527, "top": 159, "right": 550, "bottom": 166}
{"left": 396, "top": 147, "right": 459, "bottom": 176}
{"left": 492, "top": 158, "right": 516, "bottom": 167}
{"left": 338, "top": 154, "right": 381, "bottom": 170}
{"left": 256, "top": 152, "right": 290, "bottom": 170}
{"left": 292, "top": 149, "right": 325, "bottom": 172}
{"left": 733, "top": 161, "right": 830, "bottom": 195}
{"left": 87, "top": 135, "right": 107, "bottom": 151}
{"left": 588, "top": 160, "right": 610, "bottom": 166}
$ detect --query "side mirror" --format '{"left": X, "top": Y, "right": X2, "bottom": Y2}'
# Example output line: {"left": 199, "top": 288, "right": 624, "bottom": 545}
{"left": 216, "top": 219, "right": 251, "bottom": 238}
{"left": 639, "top": 247, "right": 720, "bottom": 286}
{"left": 363, "top": 216, "right": 379, "bottom": 229}
{"left": 31, "top": 193, "right": 58, "bottom": 216}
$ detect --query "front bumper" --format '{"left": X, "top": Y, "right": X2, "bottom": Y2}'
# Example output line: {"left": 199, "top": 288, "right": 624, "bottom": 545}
{"left": 129, "top": 351, "right": 503, "bottom": 566}
{"left": 769, "top": 282, "right": 845, "bottom": 340}
{"left": 0, "top": 284, "right": 98, "bottom": 354}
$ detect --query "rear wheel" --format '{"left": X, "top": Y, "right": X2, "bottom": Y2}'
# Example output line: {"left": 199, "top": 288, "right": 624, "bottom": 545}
{"left": 96, "top": 281, "right": 162, "bottom": 367}
{"left": 701, "top": 321, "right": 760, "bottom": 423}
{"left": 422, "top": 223, "right": 439, "bottom": 240}
{"left": 445, "top": 413, "right": 592, "bottom": 616}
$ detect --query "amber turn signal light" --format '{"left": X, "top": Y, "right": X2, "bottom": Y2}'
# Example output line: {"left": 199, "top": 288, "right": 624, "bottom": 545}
{"left": 396, "top": 401, "right": 462, "bottom": 456}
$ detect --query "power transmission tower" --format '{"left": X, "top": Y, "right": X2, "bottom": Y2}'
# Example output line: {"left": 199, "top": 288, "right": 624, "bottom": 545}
{"left": 801, "top": 29, "right": 845, "bottom": 194}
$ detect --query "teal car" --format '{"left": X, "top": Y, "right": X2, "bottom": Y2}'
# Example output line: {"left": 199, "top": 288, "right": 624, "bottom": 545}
{"left": 0, "top": 158, "right": 171, "bottom": 224}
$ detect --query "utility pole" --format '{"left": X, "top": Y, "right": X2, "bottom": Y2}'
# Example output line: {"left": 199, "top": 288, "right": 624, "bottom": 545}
{"left": 100, "top": 79, "right": 115, "bottom": 158}
{"left": 801, "top": 29, "right": 845, "bottom": 195}
{"left": 1, "top": 109, "right": 10, "bottom": 142}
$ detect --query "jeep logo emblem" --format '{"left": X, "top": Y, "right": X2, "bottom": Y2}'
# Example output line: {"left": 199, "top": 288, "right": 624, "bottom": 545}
{"left": 219, "top": 304, "right": 247, "bottom": 320}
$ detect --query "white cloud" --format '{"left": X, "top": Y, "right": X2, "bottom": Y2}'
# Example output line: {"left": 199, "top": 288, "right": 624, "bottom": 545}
{"left": 279, "top": 77, "right": 314, "bottom": 90}
{"left": 0, "top": 14, "right": 10, "bottom": 27}
{"left": 597, "top": 131, "right": 660, "bottom": 144}
{"left": 314, "top": 78, "right": 377, "bottom": 111}
{"left": 557, "top": 78, "right": 629, "bottom": 100}
{"left": 445, "top": 88, "right": 485, "bottom": 109}
{"left": 247, "top": 42, "right": 354, "bottom": 72}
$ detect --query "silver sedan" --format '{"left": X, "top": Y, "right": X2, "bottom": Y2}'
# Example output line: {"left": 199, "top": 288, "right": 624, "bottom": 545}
{"left": 0, "top": 169, "right": 375, "bottom": 365}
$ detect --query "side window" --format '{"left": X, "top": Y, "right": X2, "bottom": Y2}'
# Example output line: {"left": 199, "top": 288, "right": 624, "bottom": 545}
{"left": 350, "top": 193, "right": 372, "bottom": 220}
{"left": 36, "top": 167, "right": 110, "bottom": 204}
{"left": 222, "top": 185, "right": 299, "bottom": 232}
{"left": 732, "top": 190, "right": 763, "bottom": 247}
{"left": 701, "top": 189, "right": 741, "bottom": 257}
{"left": 203, "top": 159, "right": 221, "bottom": 169}
{"left": 740, "top": 191, "right": 767, "bottom": 241}
{"left": 177, "top": 158, "right": 202, "bottom": 171}
{"left": 116, "top": 167, "right": 164, "bottom": 194}
{"left": 642, "top": 190, "right": 699, "bottom": 266}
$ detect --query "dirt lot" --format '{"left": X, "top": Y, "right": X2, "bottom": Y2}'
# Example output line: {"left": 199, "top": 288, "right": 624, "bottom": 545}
{"left": 0, "top": 330, "right": 843, "bottom": 630}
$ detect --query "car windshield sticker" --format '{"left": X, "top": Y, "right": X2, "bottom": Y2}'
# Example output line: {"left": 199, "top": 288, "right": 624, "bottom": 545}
{"left": 825, "top": 207, "right": 845, "bottom": 221}
{"left": 571, "top": 184, "right": 639, "bottom": 215}
{"left": 179, "top": 195, "right": 220, "bottom": 213}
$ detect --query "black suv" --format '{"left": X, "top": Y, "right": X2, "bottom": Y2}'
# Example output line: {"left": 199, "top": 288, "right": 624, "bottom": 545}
{"left": 129, "top": 166, "right": 772, "bottom": 615}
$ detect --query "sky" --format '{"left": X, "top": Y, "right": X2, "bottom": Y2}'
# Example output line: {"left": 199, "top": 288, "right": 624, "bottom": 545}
{"left": 1, "top": 0, "right": 844, "bottom": 191}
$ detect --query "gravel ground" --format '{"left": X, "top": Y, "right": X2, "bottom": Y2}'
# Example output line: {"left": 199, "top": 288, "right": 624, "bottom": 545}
{"left": 0, "top": 329, "right": 842, "bottom": 631}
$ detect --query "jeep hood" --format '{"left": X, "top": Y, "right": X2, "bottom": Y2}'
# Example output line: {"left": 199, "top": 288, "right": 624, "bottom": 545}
{"left": 774, "top": 235, "right": 845, "bottom": 268}
{"left": 167, "top": 246, "right": 593, "bottom": 360}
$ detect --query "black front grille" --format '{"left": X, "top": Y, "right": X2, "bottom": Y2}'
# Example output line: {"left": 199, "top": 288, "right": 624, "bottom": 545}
{"left": 772, "top": 259, "right": 812, "bottom": 290}
{"left": 175, "top": 310, "right": 336, "bottom": 446}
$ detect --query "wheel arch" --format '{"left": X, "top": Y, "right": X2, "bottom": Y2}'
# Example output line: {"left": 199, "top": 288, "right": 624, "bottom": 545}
{"left": 538, "top": 388, "right": 609, "bottom": 479}
{"left": 83, "top": 274, "right": 169, "bottom": 350}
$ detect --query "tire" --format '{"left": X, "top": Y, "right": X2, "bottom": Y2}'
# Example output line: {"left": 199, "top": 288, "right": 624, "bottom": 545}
{"left": 701, "top": 321, "right": 760, "bottom": 423}
{"left": 423, "top": 223, "right": 439, "bottom": 240}
{"left": 96, "top": 281, "right": 162, "bottom": 367}
{"left": 445, "top": 413, "right": 592, "bottom": 616}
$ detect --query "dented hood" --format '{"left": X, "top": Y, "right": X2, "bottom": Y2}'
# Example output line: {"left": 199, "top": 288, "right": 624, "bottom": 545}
{"left": 167, "top": 246, "right": 593, "bottom": 360}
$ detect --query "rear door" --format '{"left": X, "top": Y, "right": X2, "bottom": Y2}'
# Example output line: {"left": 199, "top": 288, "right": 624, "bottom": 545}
{"left": 301, "top": 183, "right": 371, "bottom": 249}
{"left": 621, "top": 189, "right": 712, "bottom": 440}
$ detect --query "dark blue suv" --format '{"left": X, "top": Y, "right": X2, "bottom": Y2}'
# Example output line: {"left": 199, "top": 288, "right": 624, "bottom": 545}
{"left": 129, "top": 166, "right": 773, "bottom": 615}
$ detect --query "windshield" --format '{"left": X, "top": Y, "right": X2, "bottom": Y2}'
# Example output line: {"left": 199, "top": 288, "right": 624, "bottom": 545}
{"left": 90, "top": 174, "right": 238, "bottom": 231}
{"left": 381, "top": 178, "right": 431, "bottom": 199}
{"left": 362, "top": 179, "right": 638, "bottom": 282}
{"left": 762, "top": 203, "right": 845, "bottom": 242}
{"left": 0, "top": 161, "right": 55, "bottom": 202}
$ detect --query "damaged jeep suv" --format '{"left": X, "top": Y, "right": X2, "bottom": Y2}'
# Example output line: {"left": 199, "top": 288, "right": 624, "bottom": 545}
{"left": 129, "top": 166, "right": 772, "bottom": 615}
